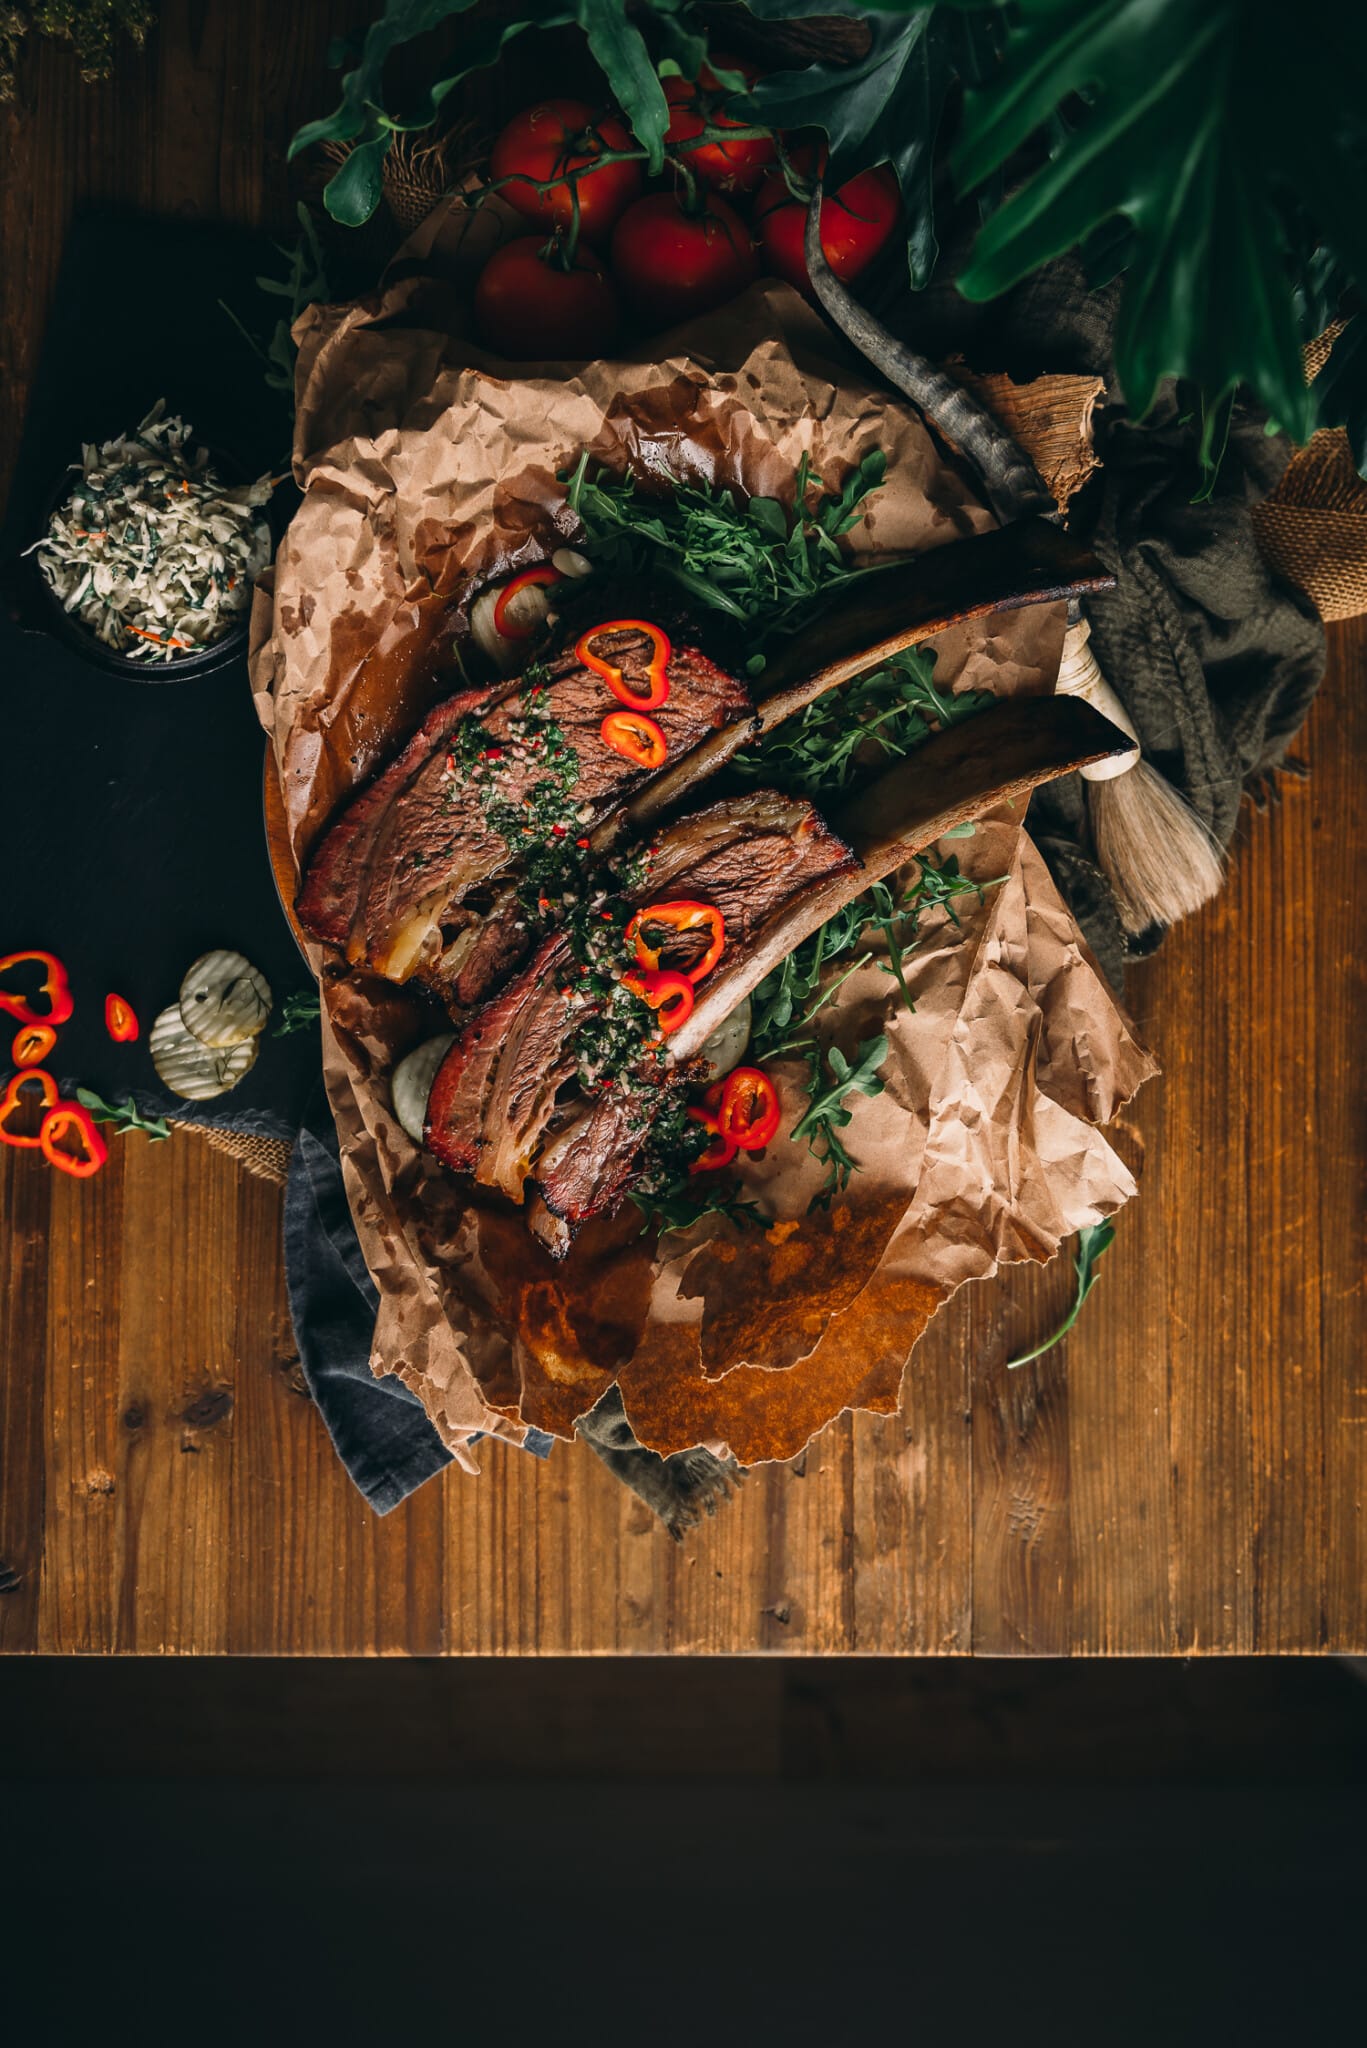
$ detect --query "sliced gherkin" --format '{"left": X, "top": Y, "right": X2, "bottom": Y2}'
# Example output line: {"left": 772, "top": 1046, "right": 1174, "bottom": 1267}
{"left": 178, "top": 950, "right": 272, "bottom": 1048}
{"left": 150, "top": 1004, "right": 258, "bottom": 1100}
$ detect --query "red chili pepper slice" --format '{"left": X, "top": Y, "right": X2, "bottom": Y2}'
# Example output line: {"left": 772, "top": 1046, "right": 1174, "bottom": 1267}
{"left": 687, "top": 1105, "right": 738, "bottom": 1174}
{"left": 0, "top": 950, "right": 74, "bottom": 1028}
{"left": 621, "top": 968, "right": 695, "bottom": 1037}
{"left": 626, "top": 900, "right": 726, "bottom": 984}
{"left": 600, "top": 709, "right": 667, "bottom": 769}
{"left": 105, "top": 992, "right": 140, "bottom": 1043}
{"left": 0, "top": 1068, "right": 60, "bottom": 1149}
{"left": 492, "top": 564, "right": 561, "bottom": 639}
{"left": 717, "top": 1064, "right": 781, "bottom": 1150}
{"left": 12, "top": 1023, "right": 57, "bottom": 1067}
{"left": 576, "top": 620, "right": 672, "bottom": 710}
{"left": 39, "top": 1102, "right": 108, "bottom": 1179}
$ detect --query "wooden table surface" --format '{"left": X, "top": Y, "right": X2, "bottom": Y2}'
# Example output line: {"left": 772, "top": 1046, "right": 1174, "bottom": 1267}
{"left": 3, "top": 5, "right": 1364, "bottom": 1656}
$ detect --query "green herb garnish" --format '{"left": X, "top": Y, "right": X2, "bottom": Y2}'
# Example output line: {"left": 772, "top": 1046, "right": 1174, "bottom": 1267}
{"left": 219, "top": 201, "right": 331, "bottom": 406}
{"left": 273, "top": 990, "right": 322, "bottom": 1037}
{"left": 738, "top": 646, "right": 993, "bottom": 797}
{"left": 1007, "top": 1222, "right": 1117, "bottom": 1369}
{"left": 750, "top": 853, "right": 994, "bottom": 1064}
{"left": 789, "top": 1033, "right": 890, "bottom": 1207}
{"left": 75, "top": 1089, "right": 171, "bottom": 1142}
{"left": 629, "top": 1181, "right": 763, "bottom": 1242}
{"left": 564, "top": 447, "right": 890, "bottom": 662}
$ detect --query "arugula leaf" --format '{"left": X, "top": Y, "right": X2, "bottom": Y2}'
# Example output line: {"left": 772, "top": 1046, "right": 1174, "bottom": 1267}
{"left": 737, "top": 644, "right": 991, "bottom": 796}
{"left": 789, "top": 1031, "right": 889, "bottom": 1203}
{"left": 1007, "top": 1220, "right": 1116, "bottom": 1369}
{"left": 947, "top": 0, "right": 1367, "bottom": 452}
{"left": 273, "top": 990, "right": 323, "bottom": 1037}
{"left": 564, "top": 447, "right": 888, "bottom": 654}
{"left": 743, "top": 0, "right": 976, "bottom": 289}
{"left": 75, "top": 1090, "right": 172, "bottom": 1142}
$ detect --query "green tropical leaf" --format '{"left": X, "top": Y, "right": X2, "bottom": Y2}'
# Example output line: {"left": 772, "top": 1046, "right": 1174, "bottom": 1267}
{"left": 323, "top": 133, "right": 394, "bottom": 227}
{"left": 947, "top": 0, "right": 1367, "bottom": 448}
{"left": 578, "top": 0, "right": 670, "bottom": 173}
{"left": 742, "top": 0, "right": 968, "bottom": 289}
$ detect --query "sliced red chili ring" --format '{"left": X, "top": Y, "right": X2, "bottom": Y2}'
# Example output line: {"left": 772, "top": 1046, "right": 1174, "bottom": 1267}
{"left": 600, "top": 709, "right": 667, "bottom": 769}
{"left": 105, "top": 992, "right": 139, "bottom": 1043}
{"left": 626, "top": 900, "right": 725, "bottom": 983}
{"left": 687, "top": 1105, "right": 738, "bottom": 1174}
{"left": 716, "top": 1064, "right": 781, "bottom": 1150}
{"left": 621, "top": 967, "right": 695, "bottom": 1036}
{"left": 0, "top": 1068, "right": 60, "bottom": 1149}
{"left": 12, "top": 1023, "right": 57, "bottom": 1067}
{"left": 0, "top": 950, "right": 74, "bottom": 1028}
{"left": 38, "top": 1102, "right": 108, "bottom": 1179}
{"left": 576, "top": 620, "right": 672, "bottom": 710}
{"left": 492, "top": 564, "right": 561, "bottom": 639}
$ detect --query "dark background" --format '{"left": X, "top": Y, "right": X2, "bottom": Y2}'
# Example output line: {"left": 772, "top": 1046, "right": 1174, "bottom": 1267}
{"left": 3, "top": 1656, "right": 1366, "bottom": 2043}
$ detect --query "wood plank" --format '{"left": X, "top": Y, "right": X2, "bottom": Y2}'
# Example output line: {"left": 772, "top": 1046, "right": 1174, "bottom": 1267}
{"left": 1064, "top": 1112, "right": 1172, "bottom": 1656}
{"left": 38, "top": 1142, "right": 126, "bottom": 1651}
{"left": 0, "top": 1147, "right": 51, "bottom": 1651}
{"left": 969, "top": 1263, "right": 1074, "bottom": 1657}
{"left": 1315, "top": 619, "right": 1367, "bottom": 1653}
{"left": 108, "top": 1129, "right": 239, "bottom": 1652}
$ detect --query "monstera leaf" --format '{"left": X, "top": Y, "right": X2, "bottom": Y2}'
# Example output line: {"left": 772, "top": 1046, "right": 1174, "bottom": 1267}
{"left": 742, "top": 1, "right": 984, "bottom": 289}
{"left": 942, "top": 0, "right": 1367, "bottom": 448}
{"left": 291, "top": 0, "right": 676, "bottom": 222}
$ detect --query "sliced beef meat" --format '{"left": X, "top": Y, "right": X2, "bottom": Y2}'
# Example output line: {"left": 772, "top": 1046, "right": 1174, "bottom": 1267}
{"left": 294, "top": 684, "right": 497, "bottom": 949}
{"left": 424, "top": 788, "right": 858, "bottom": 1226}
{"left": 296, "top": 616, "right": 751, "bottom": 990}
{"left": 425, "top": 931, "right": 580, "bottom": 1198}
{"left": 530, "top": 1091, "right": 651, "bottom": 1248}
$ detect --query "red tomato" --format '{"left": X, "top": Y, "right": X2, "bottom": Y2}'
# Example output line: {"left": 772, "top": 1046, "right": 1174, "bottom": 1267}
{"left": 664, "top": 57, "right": 775, "bottom": 194}
{"left": 755, "top": 160, "right": 901, "bottom": 296}
{"left": 475, "top": 238, "right": 620, "bottom": 361}
{"left": 610, "top": 192, "right": 757, "bottom": 328}
{"left": 489, "top": 98, "right": 642, "bottom": 244}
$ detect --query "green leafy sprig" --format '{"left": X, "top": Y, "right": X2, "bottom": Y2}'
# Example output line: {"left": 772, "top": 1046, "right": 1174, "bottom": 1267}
{"left": 737, "top": 644, "right": 992, "bottom": 796}
{"left": 1007, "top": 1220, "right": 1117, "bottom": 1368}
{"left": 219, "top": 202, "right": 332, "bottom": 406}
{"left": 789, "top": 1032, "right": 889, "bottom": 1206}
{"left": 564, "top": 447, "right": 889, "bottom": 665}
{"left": 273, "top": 989, "right": 323, "bottom": 1037}
{"left": 629, "top": 1180, "right": 763, "bottom": 1240}
{"left": 75, "top": 1089, "right": 171, "bottom": 1141}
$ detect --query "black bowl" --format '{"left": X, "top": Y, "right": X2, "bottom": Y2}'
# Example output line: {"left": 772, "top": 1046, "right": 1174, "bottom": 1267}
{"left": 24, "top": 432, "right": 281, "bottom": 683}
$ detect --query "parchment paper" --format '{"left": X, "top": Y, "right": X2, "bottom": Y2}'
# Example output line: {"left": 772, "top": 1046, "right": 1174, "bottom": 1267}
{"left": 249, "top": 211, "right": 1155, "bottom": 1466}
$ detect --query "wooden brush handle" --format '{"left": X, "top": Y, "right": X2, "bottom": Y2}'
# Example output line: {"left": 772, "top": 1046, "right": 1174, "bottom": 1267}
{"left": 1055, "top": 616, "right": 1141, "bottom": 781}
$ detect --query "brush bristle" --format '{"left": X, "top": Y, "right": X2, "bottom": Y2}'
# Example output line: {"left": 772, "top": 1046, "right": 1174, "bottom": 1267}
{"left": 1088, "top": 761, "right": 1226, "bottom": 936}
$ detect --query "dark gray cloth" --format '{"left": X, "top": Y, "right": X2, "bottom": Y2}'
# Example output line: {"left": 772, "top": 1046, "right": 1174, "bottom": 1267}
{"left": 283, "top": 1084, "right": 552, "bottom": 1513}
{"left": 576, "top": 1387, "right": 743, "bottom": 1540}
